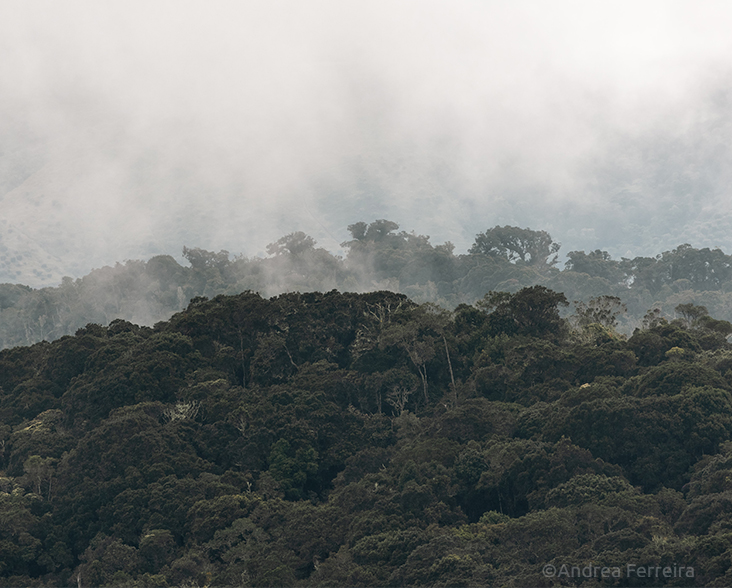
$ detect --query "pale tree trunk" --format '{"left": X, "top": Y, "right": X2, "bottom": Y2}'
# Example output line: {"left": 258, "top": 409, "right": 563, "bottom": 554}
{"left": 443, "top": 336, "right": 457, "bottom": 407}
{"left": 239, "top": 329, "right": 247, "bottom": 389}
{"left": 417, "top": 364, "right": 428, "bottom": 405}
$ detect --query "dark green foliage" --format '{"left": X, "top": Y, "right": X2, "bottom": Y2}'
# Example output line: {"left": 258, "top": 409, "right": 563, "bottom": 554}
{"left": 268, "top": 439, "right": 319, "bottom": 500}
{"left": 625, "top": 362, "right": 729, "bottom": 397}
{"left": 1, "top": 286, "right": 732, "bottom": 586}
{"left": 628, "top": 322, "right": 702, "bottom": 366}
{"left": 520, "top": 386, "right": 732, "bottom": 491}
{"left": 478, "top": 286, "right": 569, "bottom": 339}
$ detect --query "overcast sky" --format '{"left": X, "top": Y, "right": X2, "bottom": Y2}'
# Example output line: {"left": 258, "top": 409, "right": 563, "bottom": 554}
{"left": 1, "top": 1, "right": 732, "bottom": 283}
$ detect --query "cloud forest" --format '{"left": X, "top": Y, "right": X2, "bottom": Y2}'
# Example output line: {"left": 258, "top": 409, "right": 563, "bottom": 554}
{"left": 3, "top": 220, "right": 732, "bottom": 349}
{"left": 5, "top": 2, "right": 732, "bottom": 585}
{"left": 3, "top": 222, "right": 732, "bottom": 585}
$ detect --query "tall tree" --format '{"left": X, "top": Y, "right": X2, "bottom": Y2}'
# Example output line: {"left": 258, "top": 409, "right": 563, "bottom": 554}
{"left": 470, "top": 226, "right": 560, "bottom": 267}
{"left": 265, "top": 232, "right": 316, "bottom": 256}
{"left": 573, "top": 295, "right": 627, "bottom": 330}
{"left": 565, "top": 250, "right": 623, "bottom": 283}
{"left": 478, "top": 286, "right": 569, "bottom": 338}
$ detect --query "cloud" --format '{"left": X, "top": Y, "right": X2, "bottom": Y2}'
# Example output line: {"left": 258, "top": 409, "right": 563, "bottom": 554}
{"left": 1, "top": 1, "right": 732, "bottom": 284}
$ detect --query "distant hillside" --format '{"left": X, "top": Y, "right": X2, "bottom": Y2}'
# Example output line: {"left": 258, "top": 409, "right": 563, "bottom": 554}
{"left": 2, "top": 87, "right": 732, "bottom": 290}
{"left": 2, "top": 220, "right": 732, "bottom": 349}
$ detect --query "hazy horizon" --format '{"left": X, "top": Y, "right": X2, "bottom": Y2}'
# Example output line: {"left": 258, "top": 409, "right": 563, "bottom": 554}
{"left": 2, "top": 1, "right": 732, "bottom": 286}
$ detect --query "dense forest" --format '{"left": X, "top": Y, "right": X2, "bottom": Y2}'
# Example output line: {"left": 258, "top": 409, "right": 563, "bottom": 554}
{"left": 4, "top": 220, "right": 732, "bottom": 350}
{"left": 3, "top": 279, "right": 732, "bottom": 585}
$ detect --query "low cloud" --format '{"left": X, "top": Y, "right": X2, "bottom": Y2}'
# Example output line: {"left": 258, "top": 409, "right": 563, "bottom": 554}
{"left": 1, "top": 1, "right": 732, "bottom": 285}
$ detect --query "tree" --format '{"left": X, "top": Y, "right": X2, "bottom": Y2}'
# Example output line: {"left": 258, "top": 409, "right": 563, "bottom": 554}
{"left": 182, "top": 247, "right": 230, "bottom": 270}
{"left": 620, "top": 255, "right": 667, "bottom": 295}
{"left": 386, "top": 382, "right": 417, "bottom": 415}
{"left": 266, "top": 232, "right": 317, "bottom": 256}
{"left": 478, "top": 286, "right": 569, "bottom": 338}
{"left": 268, "top": 439, "right": 319, "bottom": 500}
{"left": 469, "top": 226, "right": 560, "bottom": 267}
{"left": 342, "top": 220, "right": 401, "bottom": 249}
{"left": 666, "top": 244, "right": 732, "bottom": 290}
{"left": 364, "top": 220, "right": 400, "bottom": 243}
{"left": 565, "top": 250, "right": 623, "bottom": 283}
{"left": 573, "top": 295, "right": 627, "bottom": 331}
{"left": 138, "top": 530, "right": 177, "bottom": 573}
{"left": 641, "top": 307, "right": 667, "bottom": 330}
{"left": 345, "top": 222, "right": 368, "bottom": 242}
{"left": 380, "top": 321, "right": 436, "bottom": 406}
{"left": 674, "top": 302, "right": 732, "bottom": 345}
{"left": 378, "top": 304, "right": 451, "bottom": 406}
{"left": 22, "top": 455, "right": 56, "bottom": 499}
{"left": 675, "top": 303, "right": 710, "bottom": 327}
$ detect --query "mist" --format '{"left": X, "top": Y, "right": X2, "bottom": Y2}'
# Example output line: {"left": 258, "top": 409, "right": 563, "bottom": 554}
{"left": 1, "top": 1, "right": 732, "bottom": 286}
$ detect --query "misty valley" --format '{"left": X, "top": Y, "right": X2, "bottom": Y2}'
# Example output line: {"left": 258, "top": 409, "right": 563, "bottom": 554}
{"left": 5, "top": 0, "right": 732, "bottom": 584}
{"left": 4, "top": 222, "right": 732, "bottom": 585}
{"left": 3, "top": 221, "right": 732, "bottom": 350}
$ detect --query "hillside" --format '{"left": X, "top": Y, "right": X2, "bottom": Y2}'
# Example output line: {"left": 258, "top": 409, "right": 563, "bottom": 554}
{"left": 2, "top": 287, "right": 732, "bottom": 585}
{"left": 4, "top": 221, "right": 732, "bottom": 349}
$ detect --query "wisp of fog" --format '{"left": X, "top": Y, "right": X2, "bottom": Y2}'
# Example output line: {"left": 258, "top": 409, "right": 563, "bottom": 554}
{"left": 1, "top": 0, "right": 732, "bottom": 286}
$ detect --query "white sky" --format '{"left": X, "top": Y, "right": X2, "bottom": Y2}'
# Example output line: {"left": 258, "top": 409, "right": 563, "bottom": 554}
{"left": 1, "top": 1, "right": 732, "bottom": 281}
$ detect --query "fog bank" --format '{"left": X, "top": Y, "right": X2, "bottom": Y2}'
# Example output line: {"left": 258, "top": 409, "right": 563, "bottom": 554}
{"left": 1, "top": 1, "right": 732, "bottom": 285}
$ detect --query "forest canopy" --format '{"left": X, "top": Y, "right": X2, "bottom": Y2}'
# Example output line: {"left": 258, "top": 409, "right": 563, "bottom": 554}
{"left": 2, "top": 221, "right": 732, "bottom": 350}
{"left": 1, "top": 281, "right": 732, "bottom": 585}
